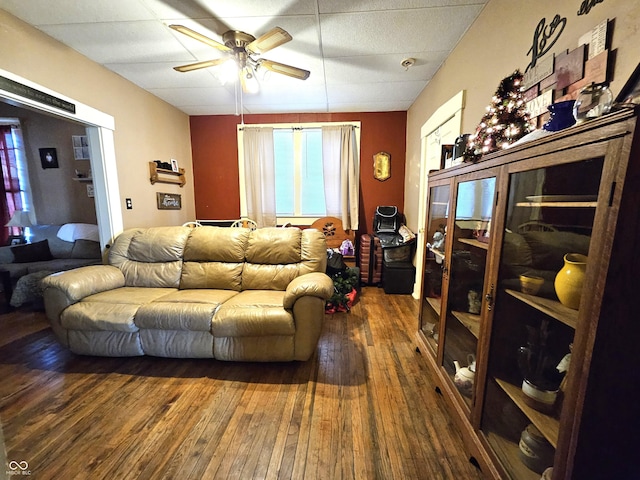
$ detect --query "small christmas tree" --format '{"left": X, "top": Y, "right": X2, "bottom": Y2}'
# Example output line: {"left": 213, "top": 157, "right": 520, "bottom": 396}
{"left": 465, "top": 70, "right": 533, "bottom": 162}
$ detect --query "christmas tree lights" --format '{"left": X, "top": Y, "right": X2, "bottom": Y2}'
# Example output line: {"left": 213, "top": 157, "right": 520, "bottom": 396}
{"left": 465, "top": 70, "right": 533, "bottom": 162}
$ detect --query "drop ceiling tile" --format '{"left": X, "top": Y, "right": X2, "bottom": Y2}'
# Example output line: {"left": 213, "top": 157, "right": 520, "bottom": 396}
{"left": 319, "top": 5, "right": 484, "bottom": 57}
{"left": 323, "top": 52, "right": 448, "bottom": 84}
{"left": 318, "top": 0, "right": 487, "bottom": 14}
{"left": 0, "top": 0, "right": 157, "bottom": 25}
{"left": 244, "top": 102, "right": 331, "bottom": 114}
{"left": 196, "top": 0, "right": 318, "bottom": 18}
{"left": 242, "top": 84, "right": 327, "bottom": 106}
{"left": 327, "top": 81, "right": 426, "bottom": 103}
{"left": 147, "top": 86, "right": 236, "bottom": 106}
{"left": 106, "top": 62, "right": 220, "bottom": 89}
{"left": 180, "top": 105, "right": 239, "bottom": 115}
{"left": 327, "top": 100, "right": 414, "bottom": 112}
{"left": 40, "top": 21, "right": 194, "bottom": 64}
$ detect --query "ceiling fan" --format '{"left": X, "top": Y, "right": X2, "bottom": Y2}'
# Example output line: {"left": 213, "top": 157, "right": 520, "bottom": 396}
{"left": 169, "top": 24, "right": 310, "bottom": 93}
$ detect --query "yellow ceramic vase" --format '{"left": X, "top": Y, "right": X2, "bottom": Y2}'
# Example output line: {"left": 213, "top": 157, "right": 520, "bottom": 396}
{"left": 554, "top": 253, "right": 587, "bottom": 309}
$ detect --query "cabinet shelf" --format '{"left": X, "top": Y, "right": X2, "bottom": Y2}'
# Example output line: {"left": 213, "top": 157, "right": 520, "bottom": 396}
{"left": 484, "top": 430, "right": 541, "bottom": 480}
{"left": 495, "top": 378, "right": 559, "bottom": 448}
{"left": 149, "top": 161, "right": 186, "bottom": 187}
{"left": 505, "top": 289, "right": 577, "bottom": 329}
{"left": 426, "top": 296, "right": 441, "bottom": 313}
{"left": 516, "top": 201, "right": 597, "bottom": 208}
{"left": 451, "top": 310, "right": 480, "bottom": 338}
{"left": 428, "top": 246, "right": 445, "bottom": 261}
{"left": 458, "top": 237, "right": 489, "bottom": 250}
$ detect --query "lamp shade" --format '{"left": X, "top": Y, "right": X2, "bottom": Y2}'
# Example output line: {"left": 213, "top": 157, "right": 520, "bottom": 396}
{"left": 5, "top": 210, "right": 33, "bottom": 228}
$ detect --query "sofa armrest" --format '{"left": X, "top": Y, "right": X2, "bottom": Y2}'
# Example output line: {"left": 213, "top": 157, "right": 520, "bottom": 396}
{"left": 42, "top": 265, "right": 125, "bottom": 303}
{"left": 41, "top": 265, "right": 125, "bottom": 348}
{"left": 283, "top": 272, "right": 334, "bottom": 309}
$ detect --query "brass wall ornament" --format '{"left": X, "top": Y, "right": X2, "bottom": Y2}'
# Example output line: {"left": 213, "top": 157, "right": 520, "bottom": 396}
{"left": 373, "top": 151, "right": 391, "bottom": 181}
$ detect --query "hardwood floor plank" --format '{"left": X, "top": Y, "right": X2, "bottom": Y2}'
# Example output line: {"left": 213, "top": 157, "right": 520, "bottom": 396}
{"left": 0, "top": 288, "right": 485, "bottom": 479}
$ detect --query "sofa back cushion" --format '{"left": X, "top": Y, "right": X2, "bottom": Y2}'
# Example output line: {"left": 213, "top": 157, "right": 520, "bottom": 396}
{"left": 109, "top": 227, "right": 190, "bottom": 287}
{"left": 242, "top": 228, "right": 327, "bottom": 290}
{"left": 109, "top": 226, "right": 327, "bottom": 291}
{"left": 29, "top": 224, "right": 75, "bottom": 258}
{"left": 181, "top": 227, "right": 248, "bottom": 290}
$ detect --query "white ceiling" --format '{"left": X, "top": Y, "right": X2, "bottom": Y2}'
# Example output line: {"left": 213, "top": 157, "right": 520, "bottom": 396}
{"left": 3, "top": 0, "right": 487, "bottom": 115}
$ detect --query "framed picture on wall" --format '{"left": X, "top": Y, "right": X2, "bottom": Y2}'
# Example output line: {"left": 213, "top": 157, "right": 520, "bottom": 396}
{"left": 39, "top": 148, "right": 59, "bottom": 169}
{"left": 72, "top": 135, "right": 90, "bottom": 160}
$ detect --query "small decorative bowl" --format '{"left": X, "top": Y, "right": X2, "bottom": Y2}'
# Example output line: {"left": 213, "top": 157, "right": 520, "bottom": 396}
{"left": 519, "top": 274, "right": 544, "bottom": 295}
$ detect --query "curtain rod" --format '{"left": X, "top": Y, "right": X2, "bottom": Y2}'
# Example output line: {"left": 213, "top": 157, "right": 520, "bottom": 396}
{"left": 238, "top": 124, "right": 359, "bottom": 131}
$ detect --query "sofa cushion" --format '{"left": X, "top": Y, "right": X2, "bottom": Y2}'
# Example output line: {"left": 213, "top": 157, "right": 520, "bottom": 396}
{"left": 62, "top": 302, "right": 141, "bottom": 332}
{"left": 212, "top": 290, "right": 294, "bottom": 337}
{"left": 181, "top": 262, "right": 244, "bottom": 291}
{"left": 28, "top": 225, "right": 75, "bottom": 258}
{"left": 109, "top": 228, "right": 190, "bottom": 287}
{"left": 135, "top": 290, "right": 238, "bottom": 331}
{"left": 242, "top": 263, "right": 300, "bottom": 291}
{"left": 82, "top": 286, "right": 177, "bottom": 304}
{"left": 11, "top": 239, "right": 53, "bottom": 263}
{"left": 246, "top": 228, "right": 301, "bottom": 264}
{"left": 183, "top": 227, "right": 249, "bottom": 262}
{"left": 71, "top": 239, "right": 101, "bottom": 259}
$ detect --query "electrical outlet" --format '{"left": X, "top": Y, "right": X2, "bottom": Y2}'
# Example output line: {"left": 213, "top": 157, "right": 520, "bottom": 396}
{"left": 126, "top": 198, "right": 133, "bottom": 209}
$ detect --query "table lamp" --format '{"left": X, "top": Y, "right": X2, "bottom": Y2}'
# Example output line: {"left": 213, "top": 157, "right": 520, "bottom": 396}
{"left": 5, "top": 210, "right": 33, "bottom": 244}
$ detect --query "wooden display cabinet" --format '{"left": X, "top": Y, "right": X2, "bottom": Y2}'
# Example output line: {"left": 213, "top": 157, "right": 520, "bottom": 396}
{"left": 416, "top": 108, "right": 640, "bottom": 479}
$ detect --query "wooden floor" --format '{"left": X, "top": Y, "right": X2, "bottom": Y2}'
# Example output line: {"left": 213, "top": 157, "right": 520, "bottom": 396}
{"left": 0, "top": 288, "right": 484, "bottom": 480}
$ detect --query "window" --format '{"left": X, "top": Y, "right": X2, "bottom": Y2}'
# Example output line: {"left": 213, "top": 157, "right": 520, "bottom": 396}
{"left": 0, "top": 121, "right": 32, "bottom": 244}
{"left": 273, "top": 128, "right": 325, "bottom": 217}
{"left": 238, "top": 122, "right": 360, "bottom": 226}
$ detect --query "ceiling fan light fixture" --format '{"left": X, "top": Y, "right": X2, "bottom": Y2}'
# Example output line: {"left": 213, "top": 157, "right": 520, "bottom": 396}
{"left": 219, "top": 58, "right": 238, "bottom": 85}
{"left": 241, "top": 66, "right": 260, "bottom": 94}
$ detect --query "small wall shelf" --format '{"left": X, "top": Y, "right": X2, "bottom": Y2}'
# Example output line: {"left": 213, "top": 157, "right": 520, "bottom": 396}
{"left": 72, "top": 177, "right": 93, "bottom": 183}
{"left": 149, "top": 162, "right": 185, "bottom": 187}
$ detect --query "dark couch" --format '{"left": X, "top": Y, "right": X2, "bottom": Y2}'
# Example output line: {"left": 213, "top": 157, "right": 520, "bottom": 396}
{"left": 0, "top": 224, "right": 102, "bottom": 307}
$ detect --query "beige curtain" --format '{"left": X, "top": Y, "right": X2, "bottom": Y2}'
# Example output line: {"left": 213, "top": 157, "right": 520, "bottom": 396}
{"left": 242, "top": 127, "right": 277, "bottom": 227}
{"left": 322, "top": 125, "right": 359, "bottom": 230}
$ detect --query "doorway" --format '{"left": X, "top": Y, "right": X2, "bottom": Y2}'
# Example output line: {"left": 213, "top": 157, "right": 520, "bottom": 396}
{"left": 0, "top": 68, "right": 123, "bottom": 248}
{"left": 414, "top": 91, "right": 465, "bottom": 299}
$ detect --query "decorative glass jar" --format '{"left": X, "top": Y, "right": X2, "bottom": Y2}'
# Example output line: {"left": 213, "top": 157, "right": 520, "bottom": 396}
{"left": 573, "top": 82, "right": 613, "bottom": 123}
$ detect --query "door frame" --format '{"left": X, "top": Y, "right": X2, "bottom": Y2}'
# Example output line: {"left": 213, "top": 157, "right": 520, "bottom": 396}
{"left": 414, "top": 91, "right": 465, "bottom": 298}
{"left": 0, "top": 68, "right": 123, "bottom": 249}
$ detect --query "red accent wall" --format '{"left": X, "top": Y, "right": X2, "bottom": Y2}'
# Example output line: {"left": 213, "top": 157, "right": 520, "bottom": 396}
{"left": 190, "top": 111, "right": 407, "bottom": 235}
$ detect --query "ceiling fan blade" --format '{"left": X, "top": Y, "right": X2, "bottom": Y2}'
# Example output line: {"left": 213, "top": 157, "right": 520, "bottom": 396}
{"left": 259, "top": 59, "right": 310, "bottom": 80}
{"left": 246, "top": 27, "right": 292, "bottom": 55}
{"left": 169, "top": 24, "right": 231, "bottom": 52}
{"left": 173, "top": 58, "right": 228, "bottom": 73}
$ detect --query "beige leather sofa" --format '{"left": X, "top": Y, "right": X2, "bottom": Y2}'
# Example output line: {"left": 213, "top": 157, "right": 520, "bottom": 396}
{"left": 42, "top": 226, "right": 334, "bottom": 361}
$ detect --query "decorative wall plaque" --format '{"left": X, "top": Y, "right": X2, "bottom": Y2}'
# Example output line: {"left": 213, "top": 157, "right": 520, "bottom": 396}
{"left": 156, "top": 192, "right": 182, "bottom": 210}
{"left": 373, "top": 151, "right": 391, "bottom": 181}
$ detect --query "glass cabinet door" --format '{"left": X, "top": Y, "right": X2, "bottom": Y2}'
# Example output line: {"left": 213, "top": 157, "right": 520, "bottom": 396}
{"left": 441, "top": 175, "right": 496, "bottom": 411}
{"left": 419, "top": 182, "right": 450, "bottom": 354}
{"left": 480, "top": 158, "right": 603, "bottom": 478}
